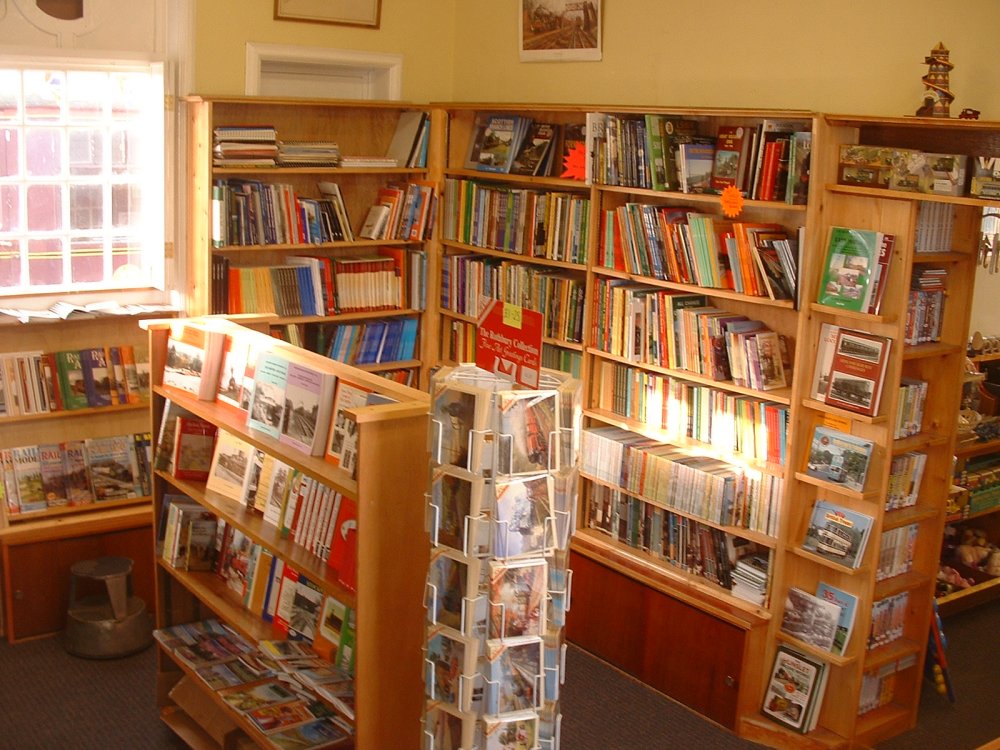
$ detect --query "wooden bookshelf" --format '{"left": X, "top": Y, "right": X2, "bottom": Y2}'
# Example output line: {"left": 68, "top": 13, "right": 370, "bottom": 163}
{"left": 0, "top": 312, "right": 172, "bottom": 642}
{"left": 183, "top": 95, "right": 437, "bottom": 388}
{"left": 147, "top": 316, "right": 430, "bottom": 750}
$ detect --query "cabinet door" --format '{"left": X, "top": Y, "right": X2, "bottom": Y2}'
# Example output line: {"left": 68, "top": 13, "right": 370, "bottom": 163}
{"left": 567, "top": 551, "right": 745, "bottom": 728}
{"left": 3, "top": 525, "right": 155, "bottom": 642}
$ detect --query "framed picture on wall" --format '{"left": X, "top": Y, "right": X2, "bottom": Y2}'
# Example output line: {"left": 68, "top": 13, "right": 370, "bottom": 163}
{"left": 274, "top": 0, "right": 381, "bottom": 28}
{"left": 519, "top": 0, "right": 602, "bottom": 62}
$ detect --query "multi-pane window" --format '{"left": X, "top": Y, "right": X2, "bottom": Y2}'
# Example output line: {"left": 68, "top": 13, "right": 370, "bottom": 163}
{"left": 0, "top": 62, "right": 164, "bottom": 295}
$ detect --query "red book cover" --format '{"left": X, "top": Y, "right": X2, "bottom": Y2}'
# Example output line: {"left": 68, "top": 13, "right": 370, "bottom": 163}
{"left": 824, "top": 329, "right": 892, "bottom": 416}
{"left": 272, "top": 564, "right": 300, "bottom": 636}
{"left": 171, "top": 416, "right": 218, "bottom": 481}
{"left": 326, "top": 496, "right": 358, "bottom": 592}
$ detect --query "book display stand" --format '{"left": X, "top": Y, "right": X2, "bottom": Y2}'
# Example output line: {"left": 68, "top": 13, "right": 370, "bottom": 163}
{"left": 424, "top": 364, "right": 581, "bottom": 750}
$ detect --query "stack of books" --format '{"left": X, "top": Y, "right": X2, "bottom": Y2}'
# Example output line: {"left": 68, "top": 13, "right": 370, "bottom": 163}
{"left": 213, "top": 125, "right": 278, "bottom": 167}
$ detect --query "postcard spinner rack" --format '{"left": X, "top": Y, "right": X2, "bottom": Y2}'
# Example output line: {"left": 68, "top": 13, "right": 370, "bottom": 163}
{"left": 422, "top": 364, "right": 581, "bottom": 750}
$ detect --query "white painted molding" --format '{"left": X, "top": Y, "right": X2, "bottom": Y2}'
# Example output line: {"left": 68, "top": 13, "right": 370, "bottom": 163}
{"left": 245, "top": 42, "right": 402, "bottom": 100}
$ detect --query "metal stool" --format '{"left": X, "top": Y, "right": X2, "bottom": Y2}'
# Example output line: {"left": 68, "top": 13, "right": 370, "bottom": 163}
{"left": 64, "top": 556, "right": 152, "bottom": 659}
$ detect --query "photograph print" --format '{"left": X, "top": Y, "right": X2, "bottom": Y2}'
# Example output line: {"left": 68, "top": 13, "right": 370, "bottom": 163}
{"left": 488, "top": 558, "right": 547, "bottom": 640}
{"left": 494, "top": 474, "right": 554, "bottom": 559}
{"left": 519, "top": 0, "right": 602, "bottom": 62}
{"left": 427, "top": 547, "right": 485, "bottom": 637}
{"left": 496, "top": 389, "right": 558, "bottom": 475}
{"left": 485, "top": 638, "right": 543, "bottom": 715}
{"left": 430, "top": 467, "right": 489, "bottom": 556}
{"left": 431, "top": 381, "right": 490, "bottom": 473}
{"left": 425, "top": 625, "right": 479, "bottom": 712}
{"left": 279, "top": 363, "right": 324, "bottom": 451}
{"left": 162, "top": 335, "right": 206, "bottom": 395}
{"left": 483, "top": 713, "right": 538, "bottom": 750}
{"left": 425, "top": 703, "right": 478, "bottom": 750}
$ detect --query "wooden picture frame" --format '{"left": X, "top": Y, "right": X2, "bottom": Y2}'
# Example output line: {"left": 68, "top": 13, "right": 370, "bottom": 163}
{"left": 274, "top": 0, "right": 381, "bottom": 28}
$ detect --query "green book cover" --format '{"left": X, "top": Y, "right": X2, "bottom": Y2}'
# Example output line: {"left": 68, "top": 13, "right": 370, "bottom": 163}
{"left": 817, "top": 226, "right": 880, "bottom": 312}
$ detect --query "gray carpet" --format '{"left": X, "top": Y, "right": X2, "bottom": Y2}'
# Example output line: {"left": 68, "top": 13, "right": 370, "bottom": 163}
{"left": 0, "top": 600, "right": 997, "bottom": 749}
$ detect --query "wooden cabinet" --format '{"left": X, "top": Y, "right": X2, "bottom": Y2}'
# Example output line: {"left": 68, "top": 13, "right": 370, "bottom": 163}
{"left": 0, "top": 313, "right": 164, "bottom": 642}
{"left": 184, "top": 95, "right": 437, "bottom": 387}
{"left": 147, "top": 317, "right": 430, "bottom": 749}
{"left": 747, "top": 114, "right": 984, "bottom": 749}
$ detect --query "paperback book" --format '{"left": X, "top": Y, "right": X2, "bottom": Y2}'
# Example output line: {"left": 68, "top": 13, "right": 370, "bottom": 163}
{"left": 816, "top": 226, "right": 883, "bottom": 312}
{"left": 815, "top": 582, "right": 859, "bottom": 656}
{"left": 779, "top": 587, "right": 841, "bottom": 652}
{"left": 761, "top": 645, "right": 828, "bottom": 733}
{"left": 804, "top": 424, "right": 874, "bottom": 493}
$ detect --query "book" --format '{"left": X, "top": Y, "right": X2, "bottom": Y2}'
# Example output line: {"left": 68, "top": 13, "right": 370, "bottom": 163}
{"left": 11, "top": 445, "right": 46, "bottom": 512}
{"left": 288, "top": 574, "right": 325, "bottom": 643}
{"left": 37, "top": 443, "right": 69, "bottom": 507}
{"left": 247, "top": 352, "right": 289, "bottom": 440}
{"left": 79, "top": 346, "right": 116, "bottom": 407}
{"left": 815, "top": 582, "right": 858, "bottom": 656}
{"left": 804, "top": 424, "right": 874, "bottom": 493}
{"left": 324, "top": 379, "right": 371, "bottom": 473}
{"left": 709, "top": 125, "right": 748, "bottom": 192}
{"left": 467, "top": 114, "right": 527, "bottom": 173}
{"left": 762, "top": 645, "right": 827, "bottom": 733}
{"left": 816, "top": 226, "right": 882, "bottom": 312}
{"left": 802, "top": 499, "right": 874, "bottom": 569}
{"left": 266, "top": 718, "right": 350, "bottom": 749}
{"left": 61, "top": 439, "right": 95, "bottom": 505}
{"left": 384, "top": 110, "right": 427, "bottom": 166}
{"left": 510, "top": 121, "right": 557, "bottom": 176}
{"left": 171, "top": 416, "right": 218, "bottom": 482}
{"left": 280, "top": 359, "right": 337, "bottom": 457}
{"left": 810, "top": 323, "right": 841, "bottom": 401}
{"left": 216, "top": 334, "right": 252, "bottom": 415}
{"left": 85, "top": 434, "right": 141, "bottom": 501}
{"left": 162, "top": 325, "right": 226, "bottom": 401}
{"left": 217, "top": 679, "right": 298, "bottom": 714}
{"left": 823, "top": 329, "right": 891, "bottom": 416}
{"left": 53, "top": 350, "right": 89, "bottom": 411}
{"left": 205, "top": 429, "right": 255, "bottom": 501}
{"left": 326, "top": 496, "right": 358, "bottom": 592}
{"left": 780, "top": 587, "right": 842, "bottom": 652}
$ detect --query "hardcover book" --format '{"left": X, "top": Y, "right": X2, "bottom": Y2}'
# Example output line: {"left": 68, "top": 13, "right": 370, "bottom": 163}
{"left": 816, "top": 226, "right": 882, "bottom": 312}
{"left": 162, "top": 325, "right": 226, "bottom": 401}
{"left": 324, "top": 379, "right": 370, "bottom": 472}
{"left": 804, "top": 425, "right": 874, "bottom": 493}
{"left": 79, "top": 346, "right": 116, "bottom": 407}
{"left": 171, "top": 416, "right": 218, "bottom": 482}
{"left": 205, "top": 429, "right": 255, "bottom": 501}
{"left": 802, "top": 499, "right": 874, "bottom": 569}
{"left": 53, "top": 350, "right": 89, "bottom": 410}
{"left": 780, "top": 587, "right": 841, "bottom": 652}
{"left": 823, "top": 329, "right": 892, "bottom": 416}
{"left": 810, "top": 323, "right": 841, "bottom": 401}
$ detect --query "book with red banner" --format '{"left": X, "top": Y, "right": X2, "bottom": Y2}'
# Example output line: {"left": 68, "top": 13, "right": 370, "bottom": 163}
{"left": 326, "top": 496, "right": 358, "bottom": 592}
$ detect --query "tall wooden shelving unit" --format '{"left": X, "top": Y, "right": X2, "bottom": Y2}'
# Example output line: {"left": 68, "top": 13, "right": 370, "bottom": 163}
{"left": 184, "top": 95, "right": 436, "bottom": 387}
{"left": 0, "top": 312, "right": 167, "bottom": 642}
{"left": 742, "top": 115, "right": 984, "bottom": 749}
{"left": 147, "top": 316, "right": 430, "bottom": 750}
{"left": 433, "top": 103, "right": 823, "bottom": 732}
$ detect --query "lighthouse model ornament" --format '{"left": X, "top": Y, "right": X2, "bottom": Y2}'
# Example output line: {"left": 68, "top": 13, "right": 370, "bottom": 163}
{"left": 917, "top": 42, "right": 954, "bottom": 118}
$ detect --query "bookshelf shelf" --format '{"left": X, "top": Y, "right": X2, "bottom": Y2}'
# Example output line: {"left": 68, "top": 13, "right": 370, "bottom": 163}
{"left": 442, "top": 167, "right": 590, "bottom": 191}
{"left": 773, "top": 631, "right": 856, "bottom": 668}
{"left": 825, "top": 182, "right": 1000, "bottom": 208}
{"left": 440, "top": 239, "right": 588, "bottom": 271}
{"left": 862, "top": 637, "right": 922, "bottom": 672}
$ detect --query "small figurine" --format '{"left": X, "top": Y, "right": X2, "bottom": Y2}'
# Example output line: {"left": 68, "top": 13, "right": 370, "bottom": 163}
{"left": 959, "top": 108, "right": 981, "bottom": 120}
{"left": 917, "top": 42, "right": 954, "bottom": 117}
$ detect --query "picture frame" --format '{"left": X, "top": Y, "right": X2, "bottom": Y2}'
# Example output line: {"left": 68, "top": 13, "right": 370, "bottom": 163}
{"left": 274, "top": 0, "right": 381, "bottom": 28}
{"left": 519, "top": 0, "right": 602, "bottom": 63}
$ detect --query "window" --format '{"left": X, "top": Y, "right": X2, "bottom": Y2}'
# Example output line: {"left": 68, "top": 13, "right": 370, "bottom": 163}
{"left": 0, "top": 60, "right": 164, "bottom": 296}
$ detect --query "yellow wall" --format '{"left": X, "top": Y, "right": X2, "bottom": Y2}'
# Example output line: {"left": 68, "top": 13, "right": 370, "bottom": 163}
{"left": 452, "top": 1, "right": 1000, "bottom": 117}
{"left": 193, "top": 0, "right": 456, "bottom": 101}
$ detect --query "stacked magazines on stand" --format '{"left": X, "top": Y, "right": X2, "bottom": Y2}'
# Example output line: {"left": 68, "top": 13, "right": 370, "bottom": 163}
{"left": 423, "top": 364, "right": 581, "bottom": 750}
{"left": 153, "top": 618, "right": 354, "bottom": 748}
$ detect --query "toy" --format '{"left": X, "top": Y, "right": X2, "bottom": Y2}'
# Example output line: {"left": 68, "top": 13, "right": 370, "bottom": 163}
{"left": 986, "top": 547, "right": 1000, "bottom": 576}
{"left": 955, "top": 527, "right": 991, "bottom": 566}
{"left": 917, "top": 42, "right": 955, "bottom": 118}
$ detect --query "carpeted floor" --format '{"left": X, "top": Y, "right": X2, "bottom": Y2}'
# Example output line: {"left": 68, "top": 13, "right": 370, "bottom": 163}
{"left": 0, "top": 599, "right": 997, "bottom": 749}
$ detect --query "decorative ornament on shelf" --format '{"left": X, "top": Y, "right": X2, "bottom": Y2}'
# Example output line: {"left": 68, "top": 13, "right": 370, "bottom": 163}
{"left": 560, "top": 142, "right": 588, "bottom": 181}
{"left": 719, "top": 185, "right": 744, "bottom": 218}
{"left": 916, "top": 42, "right": 954, "bottom": 118}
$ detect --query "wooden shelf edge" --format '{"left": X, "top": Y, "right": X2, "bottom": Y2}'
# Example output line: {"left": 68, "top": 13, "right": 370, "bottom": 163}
{"left": 0, "top": 503, "right": 151, "bottom": 545}
{"left": 936, "top": 575, "right": 1000, "bottom": 616}
{"left": 738, "top": 714, "right": 850, "bottom": 750}
{"left": 160, "top": 705, "right": 224, "bottom": 750}
{"left": 774, "top": 631, "right": 855, "bottom": 668}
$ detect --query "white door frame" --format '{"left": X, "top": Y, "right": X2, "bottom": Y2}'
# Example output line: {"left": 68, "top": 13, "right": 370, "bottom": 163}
{"left": 245, "top": 42, "right": 402, "bottom": 100}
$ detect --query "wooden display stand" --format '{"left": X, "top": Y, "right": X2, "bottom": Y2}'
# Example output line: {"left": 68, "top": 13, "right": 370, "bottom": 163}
{"left": 147, "top": 316, "right": 430, "bottom": 750}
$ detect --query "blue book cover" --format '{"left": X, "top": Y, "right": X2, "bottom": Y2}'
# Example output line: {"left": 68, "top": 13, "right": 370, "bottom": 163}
{"left": 815, "top": 582, "right": 858, "bottom": 655}
{"left": 80, "top": 347, "right": 115, "bottom": 407}
{"left": 804, "top": 425, "right": 874, "bottom": 492}
{"left": 802, "top": 499, "right": 874, "bottom": 569}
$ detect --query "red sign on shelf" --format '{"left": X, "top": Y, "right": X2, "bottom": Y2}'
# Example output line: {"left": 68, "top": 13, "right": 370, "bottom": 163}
{"left": 475, "top": 300, "right": 543, "bottom": 389}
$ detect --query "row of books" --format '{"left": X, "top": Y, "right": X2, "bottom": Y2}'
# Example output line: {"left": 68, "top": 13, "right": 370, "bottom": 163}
{"left": 780, "top": 583, "right": 858, "bottom": 656}
{"left": 586, "top": 482, "right": 771, "bottom": 603}
{"left": 886, "top": 451, "right": 927, "bottom": 511}
{"left": 914, "top": 200, "right": 956, "bottom": 253}
{"left": 211, "top": 247, "right": 416, "bottom": 318}
{"left": 154, "top": 618, "right": 355, "bottom": 745}
{"left": 591, "top": 283, "right": 790, "bottom": 391}
{"left": 212, "top": 179, "right": 355, "bottom": 247}
{"left": 0, "top": 344, "right": 147, "bottom": 417}
{"left": 440, "top": 254, "right": 586, "bottom": 344}
{"left": 905, "top": 272, "right": 946, "bottom": 345}
{"left": 600, "top": 207, "right": 798, "bottom": 301}
{"left": 162, "top": 324, "right": 394, "bottom": 465}
{"left": 590, "top": 361, "right": 790, "bottom": 468}
{"left": 323, "top": 318, "right": 419, "bottom": 366}
{"left": 1, "top": 433, "right": 150, "bottom": 514}
{"left": 582, "top": 425, "right": 782, "bottom": 537}
{"left": 540, "top": 345, "right": 581, "bottom": 379}
{"left": 867, "top": 591, "right": 909, "bottom": 650}
{"left": 894, "top": 377, "right": 929, "bottom": 439}
{"left": 462, "top": 114, "right": 566, "bottom": 177}
{"left": 357, "top": 180, "right": 435, "bottom": 243}
{"left": 816, "top": 226, "right": 894, "bottom": 315}
{"left": 875, "top": 523, "right": 919, "bottom": 582}
{"left": 858, "top": 654, "right": 918, "bottom": 717}
{"left": 441, "top": 178, "right": 592, "bottom": 265}
{"left": 585, "top": 113, "right": 812, "bottom": 204}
